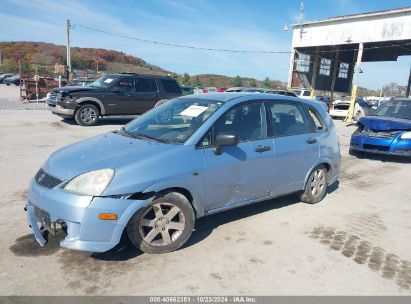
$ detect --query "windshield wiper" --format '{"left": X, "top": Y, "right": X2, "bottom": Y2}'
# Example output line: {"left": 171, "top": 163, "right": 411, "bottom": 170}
{"left": 119, "top": 128, "right": 167, "bottom": 143}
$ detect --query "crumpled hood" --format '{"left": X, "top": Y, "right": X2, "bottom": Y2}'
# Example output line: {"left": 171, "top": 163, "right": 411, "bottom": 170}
{"left": 359, "top": 116, "right": 411, "bottom": 131}
{"left": 43, "top": 132, "right": 171, "bottom": 181}
{"left": 51, "top": 86, "right": 103, "bottom": 94}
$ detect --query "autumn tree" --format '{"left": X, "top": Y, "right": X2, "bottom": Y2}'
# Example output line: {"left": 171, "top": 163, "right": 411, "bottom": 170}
{"left": 2, "top": 58, "right": 18, "bottom": 72}
{"left": 194, "top": 76, "right": 202, "bottom": 87}
{"left": 249, "top": 78, "right": 257, "bottom": 87}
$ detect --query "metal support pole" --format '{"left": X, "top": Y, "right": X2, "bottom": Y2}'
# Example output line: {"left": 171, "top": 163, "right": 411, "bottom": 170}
{"left": 310, "top": 47, "right": 319, "bottom": 98}
{"left": 66, "top": 19, "right": 72, "bottom": 81}
{"left": 330, "top": 47, "right": 340, "bottom": 111}
{"left": 346, "top": 43, "right": 363, "bottom": 122}
{"left": 287, "top": 49, "right": 296, "bottom": 90}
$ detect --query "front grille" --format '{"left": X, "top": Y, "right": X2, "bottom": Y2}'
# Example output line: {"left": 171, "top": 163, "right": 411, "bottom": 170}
{"left": 363, "top": 144, "right": 390, "bottom": 151}
{"left": 365, "top": 130, "right": 399, "bottom": 139}
{"left": 34, "top": 206, "right": 52, "bottom": 228}
{"left": 35, "top": 168, "right": 62, "bottom": 189}
{"left": 46, "top": 92, "right": 61, "bottom": 106}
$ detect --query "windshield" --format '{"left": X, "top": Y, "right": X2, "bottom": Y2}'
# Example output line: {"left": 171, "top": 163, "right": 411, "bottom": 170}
{"left": 89, "top": 75, "right": 119, "bottom": 88}
{"left": 373, "top": 100, "right": 411, "bottom": 120}
{"left": 123, "top": 98, "right": 224, "bottom": 143}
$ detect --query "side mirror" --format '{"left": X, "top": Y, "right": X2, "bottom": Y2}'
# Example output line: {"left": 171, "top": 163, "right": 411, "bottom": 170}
{"left": 213, "top": 133, "right": 238, "bottom": 155}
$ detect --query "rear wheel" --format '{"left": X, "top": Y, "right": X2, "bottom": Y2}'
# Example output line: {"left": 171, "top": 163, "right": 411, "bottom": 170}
{"left": 127, "top": 192, "right": 195, "bottom": 254}
{"left": 74, "top": 103, "right": 100, "bottom": 126}
{"left": 300, "top": 165, "right": 328, "bottom": 204}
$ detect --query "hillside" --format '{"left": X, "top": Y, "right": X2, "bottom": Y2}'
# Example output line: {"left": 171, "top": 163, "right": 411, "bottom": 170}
{"left": 0, "top": 41, "right": 286, "bottom": 88}
{"left": 0, "top": 41, "right": 170, "bottom": 75}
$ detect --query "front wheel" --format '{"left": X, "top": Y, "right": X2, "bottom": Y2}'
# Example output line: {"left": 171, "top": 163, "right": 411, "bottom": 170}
{"left": 74, "top": 103, "right": 100, "bottom": 126}
{"left": 300, "top": 165, "right": 328, "bottom": 204}
{"left": 127, "top": 192, "right": 195, "bottom": 254}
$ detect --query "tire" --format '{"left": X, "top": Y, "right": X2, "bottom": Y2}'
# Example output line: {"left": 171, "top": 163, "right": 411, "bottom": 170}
{"left": 127, "top": 192, "right": 195, "bottom": 254}
{"left": 300, "top": 165, "right": 328, "bottom": 204}
{"left": 74, "top": 103, "right": 100, "bottom": 126}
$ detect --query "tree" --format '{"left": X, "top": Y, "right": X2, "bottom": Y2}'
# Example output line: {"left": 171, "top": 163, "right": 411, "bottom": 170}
{"left": 170, "top": 72, "right": 179, "bottom": 81}
{"left": 382, "top": 82, "right": 406, "bottom": 97}
{"left": 182, "top": 73, "right": 191, "bottom": 85}
{"left": 194, "top": 76, "right": 202, "bottom": 87}
{"left": 249, "top": 78, "right": 257, "bottom": 87}
{"left": 232, "top": 75, "right": 242, "bottom": 87}
{"left": 207, "top": 78, "right": 215, "bottom": 87}
{"left": 263, "top": 77, "right": 271, "bottom": 88}
{"left": 2, "top": 58, "right": 18, "bottom": 73}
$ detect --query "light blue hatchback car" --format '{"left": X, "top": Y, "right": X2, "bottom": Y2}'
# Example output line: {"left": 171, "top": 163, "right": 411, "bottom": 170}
{"left": 26, "top": 93, "right": 340, "bottom": 254}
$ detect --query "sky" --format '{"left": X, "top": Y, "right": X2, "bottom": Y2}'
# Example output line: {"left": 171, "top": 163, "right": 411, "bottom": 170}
{"left": 0, "top": 0, "right": 410, "bottom": 90}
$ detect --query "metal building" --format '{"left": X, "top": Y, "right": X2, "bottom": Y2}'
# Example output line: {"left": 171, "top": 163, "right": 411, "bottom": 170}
{"left": 287, "top": 6, "right": 411, "bottom": 120}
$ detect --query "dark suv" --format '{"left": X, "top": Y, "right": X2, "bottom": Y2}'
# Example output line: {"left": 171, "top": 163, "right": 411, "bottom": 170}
{"left": 47, "top": 73, "right": 182, "bottom": 126}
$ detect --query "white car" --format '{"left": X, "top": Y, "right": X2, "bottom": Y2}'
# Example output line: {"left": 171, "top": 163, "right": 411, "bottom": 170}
{"left": 292, "top": 89, "right": 311, "bottom": 99}
{"left": 330, "top": 100, "right": 350, "bottom": 119}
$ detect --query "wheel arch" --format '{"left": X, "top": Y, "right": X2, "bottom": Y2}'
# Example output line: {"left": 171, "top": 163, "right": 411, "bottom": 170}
{"left": 76, "top": 97, "right": 106, "bottom": 115}
{"left": 303, "top": 161, "right": 332, "bottom": 190}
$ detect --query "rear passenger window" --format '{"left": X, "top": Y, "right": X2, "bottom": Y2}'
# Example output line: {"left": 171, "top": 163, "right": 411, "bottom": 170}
{"left": 161, "top": 79, "right": 181, "bottom": 93}
{"left": 135, "top": 78, "right": 157, "bottom": 92}
{"left": 308, "top": 108, "right": 326, "bottom": 131}
{"left": 269, "top": 102, "right": 310, "bottom": 137}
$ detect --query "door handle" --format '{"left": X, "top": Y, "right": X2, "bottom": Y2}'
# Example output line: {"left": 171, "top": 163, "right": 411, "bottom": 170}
{"left": 255, "top": 145, "right": 271, "bottom": 152}
{"left": 306, "top": 138, "right": 318, "bottom": 144}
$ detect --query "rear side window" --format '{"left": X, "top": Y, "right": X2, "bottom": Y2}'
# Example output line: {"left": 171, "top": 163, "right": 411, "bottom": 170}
{"left": 308, "top": 108, "right": 326, "bottom": 131}
{"left": 161, "top": 79, "right": 182, "bottom": 93}
{"left": 135, "top": 78, "right": 157, "bottom": 93}
{"left": 303, "top": 91, "right": 311, "bottom": 96}
{"left": 268, "top": 102, "right": 311, "bottom": 137}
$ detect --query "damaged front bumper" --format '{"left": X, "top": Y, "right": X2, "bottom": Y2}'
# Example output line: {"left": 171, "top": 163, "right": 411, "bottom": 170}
{"left": 350, "top": 133, "right": 411, "bottom": 157}
{"left": 26, "top": 179, "right": 150, "bottom": 252}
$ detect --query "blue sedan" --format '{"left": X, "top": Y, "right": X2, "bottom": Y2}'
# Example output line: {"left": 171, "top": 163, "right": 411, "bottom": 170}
{"left": 26, "top": 93, "right": 340, "bottom": 254}
{"left": 350, "top": 98, "right": 411, "bottom": 157}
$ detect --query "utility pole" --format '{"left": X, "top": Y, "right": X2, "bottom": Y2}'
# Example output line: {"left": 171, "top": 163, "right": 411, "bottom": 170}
{"left": 406, "top": 67, "right": 411, "bottom": 98}
{"left": 299, "top": 2, "right": 304, "bottom": 39}
{"left": 66, "top": 19, "right": 72, "bottom": 81}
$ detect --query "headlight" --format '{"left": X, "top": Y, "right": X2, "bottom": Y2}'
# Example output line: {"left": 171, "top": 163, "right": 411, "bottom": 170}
{"left": 64, "top": 169, "right": 114, "bottom": 196}
{"left": 401, "top": 132, "right": 411, "bottom": 139}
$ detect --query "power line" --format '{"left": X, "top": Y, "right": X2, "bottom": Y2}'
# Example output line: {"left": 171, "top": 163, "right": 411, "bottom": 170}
{"left": 73, "top": 24, "right": 292, "bottom": 54}
{"left": 73, "top": 23, "right": 411, "bottom": 56}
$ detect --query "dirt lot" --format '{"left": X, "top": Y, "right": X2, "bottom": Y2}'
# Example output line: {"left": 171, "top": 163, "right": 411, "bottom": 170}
{"left": 0, "top": 98, "right": 411, "bottom": 295}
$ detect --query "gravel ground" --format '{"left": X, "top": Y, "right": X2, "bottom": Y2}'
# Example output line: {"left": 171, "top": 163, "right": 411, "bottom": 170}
{"left": 0, "top": 84, "right": 47, "bottom": 110}
{"left": 0, "top": 91, "right": 411, "bottom": 295}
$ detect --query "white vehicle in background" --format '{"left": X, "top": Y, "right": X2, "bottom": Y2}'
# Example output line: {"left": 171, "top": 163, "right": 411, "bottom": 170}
{"left": 292, "top": 89, "right": 311, "bottom": 99}
{"left": 330, "top": 99, "right": 350, "bottom": 119}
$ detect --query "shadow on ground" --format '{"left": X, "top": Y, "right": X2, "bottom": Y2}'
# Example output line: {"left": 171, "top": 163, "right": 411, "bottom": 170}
{"left": 10, "top": 186, "right": 339, "bottom": 262}
{"left": 61, "top": 116, "right": 135, "bottom": 126}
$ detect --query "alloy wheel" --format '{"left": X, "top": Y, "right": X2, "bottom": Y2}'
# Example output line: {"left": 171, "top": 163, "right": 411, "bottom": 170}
{"left": 310, "top": 169, "right": 326, "bottom": 197}
{"left": 139, "top": 203, "right": 186, "bottom": 246}
{"left": 80, "top": 108, "right": 97, "bottom": 124}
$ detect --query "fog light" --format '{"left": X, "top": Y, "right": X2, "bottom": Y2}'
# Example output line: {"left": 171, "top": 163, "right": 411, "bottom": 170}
{"left": 98, "top": 213, "right": 117, "bottom": 220}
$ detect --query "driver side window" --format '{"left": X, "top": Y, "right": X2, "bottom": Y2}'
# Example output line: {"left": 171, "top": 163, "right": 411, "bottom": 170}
{"left": 112, "top": 77, "right": 134, "bottom": 93}
{"left": 199, "top": 101, "right": 267, "bottom": 147}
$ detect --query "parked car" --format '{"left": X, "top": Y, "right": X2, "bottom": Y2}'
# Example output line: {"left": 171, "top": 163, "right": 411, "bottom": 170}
{"left": 271, "top": 90, "right": 298, "bottom": 97}
{"left": 350, "top": 98, "right": 411, "bottom": 157}
{"left": 292, "top": 89, "right": 311, "bottom": 99}
{"left": 0, "top": 73, "right": 17, "bottom": 84}
{"left": 25, "top": 92, "right": 340, "bottom": 254}
{"left": 181, "top": 86, "right": 194, "bottom": 95}
{"left": 330, "top": 99, "right": 373, "bottom": 120}
{"left": 226, "top": 87, "right": 273, "bottom": 93}
{"left": 4, "top": 74, "right": 20, "bottom": 86}
{"left": 330, "top": 100, "right": 350, "bottom": 119}
{"left": 47, "top": 73, "right": 182, "bottom": 126}
{"left": 67, "top": 77, "right": 94, "bottom": 87}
